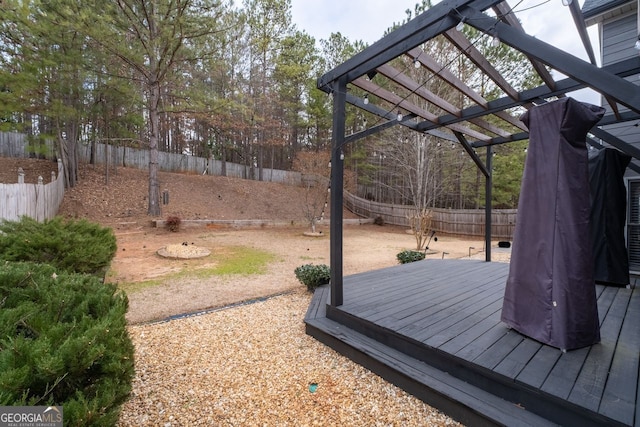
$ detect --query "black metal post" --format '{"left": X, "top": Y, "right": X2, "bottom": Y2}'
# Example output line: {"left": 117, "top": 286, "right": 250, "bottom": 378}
{"left": 485, "top": 145, "right": 493, "bottom": 262}
{"left": 330, "top": 78, "right": 346, "bottom": 307}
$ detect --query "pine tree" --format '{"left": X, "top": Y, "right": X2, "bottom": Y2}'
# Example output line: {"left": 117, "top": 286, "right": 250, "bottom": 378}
{"left": 0, "top": 262, "right": 134, "bottom": 426}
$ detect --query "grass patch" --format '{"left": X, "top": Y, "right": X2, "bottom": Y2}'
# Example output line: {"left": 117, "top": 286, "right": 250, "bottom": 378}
{"left": 212, "top": 246, "right": 274, "bottom": 275}
{"left": 116, "top": 245, "right": 274, "bottom": 294}
{"left": 299, "top": 255, "right": 324, "bottom": 261}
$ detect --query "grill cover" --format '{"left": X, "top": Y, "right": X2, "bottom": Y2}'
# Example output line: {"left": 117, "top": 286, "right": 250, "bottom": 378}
{"left": 589, "top": 148, "right": 631, "bottom": 286}
{"left": 501, "top": 98, "right": 604, "bottom": 350}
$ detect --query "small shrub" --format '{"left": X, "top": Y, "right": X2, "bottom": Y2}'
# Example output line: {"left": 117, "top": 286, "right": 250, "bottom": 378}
{"left": 396, "top": 250, "right": 426, "bottom": 264}
{"left": 0, "top": 261, "right": 134, "bottom": 425}
{"left": 0, "top": 216, "right": 117, "bottom": 275}
{"left": 373, "top": 216, "right": 385, "bottom": 226}
{"left": 294, "top": 264, "right": 330, "bottom": 291}
{"left": 165, "top": 215, "right": 181, "bottom": 232}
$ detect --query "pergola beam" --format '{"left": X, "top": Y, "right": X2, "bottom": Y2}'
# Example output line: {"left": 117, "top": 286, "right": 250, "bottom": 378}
{"left": 491, "top": 1, "right": 558, "bottom": 92}
{"left": 463, "top": 6, "right": 640, "bottom": 114}
{"left": 590, "top": 127, "right": 640, "bottom": 162}
{"left": 352, "top": 77, "right": 493, "bottom": 141}
{"left": 376, "top": 63, "right": 462, "bottom": 117}
{"left": 418, "top": 58, "right": 640, "bottom": 135}
{"left": 443, "top": 28, "right": 520, "bottom": 101}
{"left": 568, "top": 0, "right": 624, "bottom": 120}
{"left": 454, "top": 131, "right": 489, "bottom": 177}
{"left": 317, "top": 0, "right": 504, "bottom": 91}
{"left": 408, "top": 47, "right": 489, "bottom": 108}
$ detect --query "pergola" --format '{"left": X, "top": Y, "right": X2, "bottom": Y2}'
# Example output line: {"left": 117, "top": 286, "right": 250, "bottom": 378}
{"left": 318, "top": 0, "right": 640, "bottom": 307}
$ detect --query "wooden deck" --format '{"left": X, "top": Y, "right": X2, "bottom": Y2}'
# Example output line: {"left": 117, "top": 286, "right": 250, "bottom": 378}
{"left": 305, "top": 259, "right": 640, "bottom": 426}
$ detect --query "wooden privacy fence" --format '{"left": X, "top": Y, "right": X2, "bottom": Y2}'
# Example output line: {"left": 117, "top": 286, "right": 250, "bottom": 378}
{"left": 0, "top": 132, "right": 55, "bottom": 158}
{"left": 344, "top": 192, "right": 517, "bottom": 239}
{"left": 0, "top": 159, "right": 65, "bottom": 222}
{"left": 0, "top": 133, "right": 303, "bottom": 184}
{"left": 79, "top": 143, "right": 302, "bottom": 184}
{"left": 1, "top": 132, "right": 515, "bottom": 235}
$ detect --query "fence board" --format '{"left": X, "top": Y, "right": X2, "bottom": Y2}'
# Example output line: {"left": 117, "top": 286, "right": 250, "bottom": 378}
{"left": 0, "top": 160, "right": 64, "bottom": 222}
{"left": 0, "top": 132, "right": 28, "bottom": 158}
{"left": 344, "top": 192, "right": 516, "bottom": 239}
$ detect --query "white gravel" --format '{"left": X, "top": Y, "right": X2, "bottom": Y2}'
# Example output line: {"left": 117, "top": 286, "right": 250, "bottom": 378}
{"left": 117, "top": 289, "right": 464, "bottom": 426}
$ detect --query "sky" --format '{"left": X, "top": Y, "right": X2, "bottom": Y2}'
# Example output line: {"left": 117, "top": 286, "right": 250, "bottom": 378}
{"left": 290, "top": 0, "right": 601, "bottom": 104}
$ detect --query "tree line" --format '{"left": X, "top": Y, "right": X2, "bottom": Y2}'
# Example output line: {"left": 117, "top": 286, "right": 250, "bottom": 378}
{"left": 0, "top": 0, "right": 534, "bottom": 215}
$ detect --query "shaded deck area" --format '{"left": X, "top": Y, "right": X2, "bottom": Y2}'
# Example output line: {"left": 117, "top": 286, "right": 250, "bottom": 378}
{"left": 305, "top": 259, "right": 640, "bottom": 426}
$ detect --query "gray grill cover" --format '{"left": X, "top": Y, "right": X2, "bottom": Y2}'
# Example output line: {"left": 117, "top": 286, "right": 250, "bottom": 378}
{"left": 501, "top": 98, "right": 604, "bottom": 350}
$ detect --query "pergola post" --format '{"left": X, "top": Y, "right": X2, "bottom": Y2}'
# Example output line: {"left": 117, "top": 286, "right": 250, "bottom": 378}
{"left": 485, "top": 145, "right": 493, "bottom": 262}
{"left": 330, "top": 78, "right": 347, "bottom": 307}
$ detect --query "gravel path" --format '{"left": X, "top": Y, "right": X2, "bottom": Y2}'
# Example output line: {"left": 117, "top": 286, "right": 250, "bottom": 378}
{"left": 117, "top": 289, "right": 463, "bottom": 426}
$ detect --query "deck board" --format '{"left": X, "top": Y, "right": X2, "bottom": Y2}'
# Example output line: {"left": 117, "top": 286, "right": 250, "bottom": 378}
{"left": 454, "top": 323, "right": 510, "bottom": 362}
{"left": 423, "top": 298, "right": 503, "bottom": 347}
{"left": 438, "top": 308, "right": 503, "bottom": 355}
{"left": 347, "top": 261, "right": 499, "bottom": 321}
{"left": 515, "top": 345, "right": 562, "bottom": 389}
{"left": 569, "top": 287, "right": 630, "bottom": 411}
{"left": 306, "top": 259, "right": 639, "bottom": 426}
{"left": 474, "top": 328, "right": 526, "bottom": 370}
{"left": 380, "top": 275, "right": 503, "bottom": 330}
{"left": 399, "top": 283, "right": 504, "bottom": 337}
{"left": 540, "top": 346, "right": 591, "bottom": 399}
{"left": 600, "top": 288, "right": 640, "bottom": 425}
{"left": 493, "top": 338, "right": 542, "bottom": 380}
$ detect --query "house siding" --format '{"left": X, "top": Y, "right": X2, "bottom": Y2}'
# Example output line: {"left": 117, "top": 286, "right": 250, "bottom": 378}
{"left": 600, "top": 11, "right": 640, "bottom": 155}
{"left": 602, "top": 12, "right": 637, "bottom": 66}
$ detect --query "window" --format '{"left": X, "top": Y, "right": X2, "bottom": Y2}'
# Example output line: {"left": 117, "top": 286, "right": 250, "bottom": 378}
{"left": 627, "top": 179, "right": 640, "bottom": 272}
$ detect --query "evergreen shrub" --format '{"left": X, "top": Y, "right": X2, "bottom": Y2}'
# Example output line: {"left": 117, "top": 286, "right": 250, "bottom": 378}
{"left": 0, "top": 261, "right": 134, "bottom": 426}
{"left": 0, "top": 216, "right": 117, "bottom": 275}
{"left": 294, "top": 264, "right": 330, "bottom": 291}
{"left": 396, "top": 250, "right": 426, "bottom": 264}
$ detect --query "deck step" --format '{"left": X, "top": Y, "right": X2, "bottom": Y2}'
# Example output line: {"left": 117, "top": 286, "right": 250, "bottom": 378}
{"left": 305, "top": 289, "right": 557, "bottom": 427}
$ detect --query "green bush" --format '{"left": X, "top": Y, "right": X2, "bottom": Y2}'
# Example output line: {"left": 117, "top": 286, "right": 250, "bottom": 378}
{"left": 294, "top": 264, "right": 330, "bottom": 291}
{"left": 0, "top": 261, "right": 134, "bottom": 426}
{"left": 0, "top": 216, "right": 117, "bottom": 275}
{"left": 396, "top": 250, "right": 426, "bottom": 264}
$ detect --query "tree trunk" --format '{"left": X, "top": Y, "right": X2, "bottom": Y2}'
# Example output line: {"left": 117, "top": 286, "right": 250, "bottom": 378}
{"left": 148, "top": 79, "right": 161, "bottom": 216}
{"left": 221, "top": 138, "right": 227, "bottom": 176}
{"left": 258, "top": 143, "right": 264, "bottom": 181}
{"left": 57, "top": 124, "right": 79, "bottom": 189}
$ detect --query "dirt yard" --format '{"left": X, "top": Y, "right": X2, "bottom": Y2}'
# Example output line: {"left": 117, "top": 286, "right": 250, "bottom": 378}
{"left": 0, "top": 157, "right": 506, "bottom": 324}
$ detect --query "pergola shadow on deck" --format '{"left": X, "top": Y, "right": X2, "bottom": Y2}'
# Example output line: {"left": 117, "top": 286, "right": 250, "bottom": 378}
{"left": 305, "top": 259, "right": 640, "bottom": 426}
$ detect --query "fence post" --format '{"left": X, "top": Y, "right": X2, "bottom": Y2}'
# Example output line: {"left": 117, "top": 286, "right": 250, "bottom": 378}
{"left": 18, "top": 167, "right": 24, "bottom": 184}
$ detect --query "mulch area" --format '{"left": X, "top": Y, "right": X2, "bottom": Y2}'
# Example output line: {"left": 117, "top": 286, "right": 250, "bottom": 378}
{"left": 117, "top": 290, "right": 463, "bottom": 427}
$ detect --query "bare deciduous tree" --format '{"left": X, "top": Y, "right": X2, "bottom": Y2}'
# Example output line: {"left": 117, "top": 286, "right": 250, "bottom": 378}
{"left": 378, "top": 129, "right": 444, "bottom": 250}
{"left": 292, "top": 151, "right": 331, "bottom": 234}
